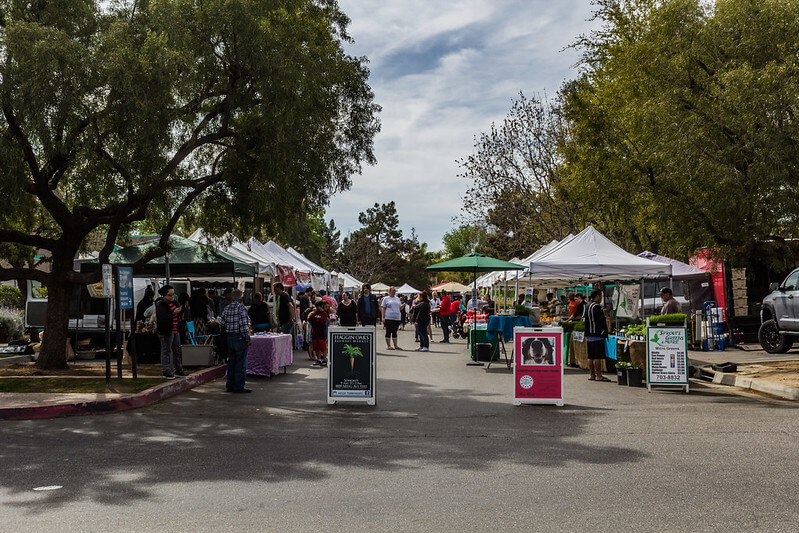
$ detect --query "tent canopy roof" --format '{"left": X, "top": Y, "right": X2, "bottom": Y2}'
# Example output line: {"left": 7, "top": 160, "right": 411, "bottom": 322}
{"left": 637, "top": 251, "right": 708, "bottom": 280}
{"left": 82, "top": 235, "right": 256, "bottom": 277}
{"left": 396, "top": 283, "right": 419, "bottom": 294}
{"left": 527, "top": 226, "right": 671, "bottom": 283}
{"left": 426, "top": 253, "right": 525, "bottom": 273}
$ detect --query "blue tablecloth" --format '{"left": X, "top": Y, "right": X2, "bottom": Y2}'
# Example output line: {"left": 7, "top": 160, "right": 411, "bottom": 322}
{"left": 485, "top": 315, "right": 532, "bottom": 342}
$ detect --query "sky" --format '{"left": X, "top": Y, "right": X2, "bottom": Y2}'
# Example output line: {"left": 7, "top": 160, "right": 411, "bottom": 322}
{"left": 326, "top": 0, "right": 600, "bottom": 252}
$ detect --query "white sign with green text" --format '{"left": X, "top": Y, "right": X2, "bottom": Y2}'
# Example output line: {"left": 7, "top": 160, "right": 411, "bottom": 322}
{"left": 646, "top": 326, "right": 689, "bottom": 393}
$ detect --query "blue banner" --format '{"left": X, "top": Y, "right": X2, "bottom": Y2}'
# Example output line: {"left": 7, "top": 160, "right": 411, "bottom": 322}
{"left": 118, "top": 267, "right": 134, "bottom": 309}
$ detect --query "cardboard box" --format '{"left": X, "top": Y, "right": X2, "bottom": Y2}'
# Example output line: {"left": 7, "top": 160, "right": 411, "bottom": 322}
{"left": 181, "top": 344, "right": 214, "bottom": 366}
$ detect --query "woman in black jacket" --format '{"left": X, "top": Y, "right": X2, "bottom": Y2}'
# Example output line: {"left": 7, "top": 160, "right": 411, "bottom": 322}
{"left": 414, "top": 291, "right": 431, "bottom": 352}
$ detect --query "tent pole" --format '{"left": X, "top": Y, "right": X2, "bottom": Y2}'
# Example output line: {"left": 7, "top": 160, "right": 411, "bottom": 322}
{"left": 640, "top": 277, "right": 645, "bottom": 323}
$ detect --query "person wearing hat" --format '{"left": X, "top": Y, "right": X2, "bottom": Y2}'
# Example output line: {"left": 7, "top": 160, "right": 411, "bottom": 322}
{"left": 217, "top": 287, "right": 234, "bottom": 317}
{"left": 659, "top": 287, "right": 681, "bottom": 315}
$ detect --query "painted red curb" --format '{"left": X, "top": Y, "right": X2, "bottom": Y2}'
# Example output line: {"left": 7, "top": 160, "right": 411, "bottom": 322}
{"left": 0, "top": 365, "right": 227, "bottom": 421}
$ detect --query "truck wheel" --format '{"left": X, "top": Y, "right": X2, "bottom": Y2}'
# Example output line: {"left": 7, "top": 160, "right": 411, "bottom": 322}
{"left": 759, "top": 319, "right": 793, "bottom": 353}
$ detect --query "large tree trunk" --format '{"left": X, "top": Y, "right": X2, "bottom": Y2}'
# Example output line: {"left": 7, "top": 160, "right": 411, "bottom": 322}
{"left": 35, "top": 252, "right": 77, "bottom": 370}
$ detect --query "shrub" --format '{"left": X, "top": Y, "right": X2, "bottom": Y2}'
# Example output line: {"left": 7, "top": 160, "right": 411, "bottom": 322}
{"left": 0, "top": 306, "right": 25, "bottom": 339}
{"left": 0, "top": 285, "right": 24, "bottom": 309}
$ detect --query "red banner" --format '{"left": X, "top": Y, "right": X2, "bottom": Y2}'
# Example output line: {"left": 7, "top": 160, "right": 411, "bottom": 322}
{"left": 276, "top": 265, "right": 297, "bottom": 287}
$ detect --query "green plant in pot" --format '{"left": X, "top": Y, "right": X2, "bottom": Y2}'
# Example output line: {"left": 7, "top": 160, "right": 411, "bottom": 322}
{"left": 615, "top": 361, "right": 631, "bottom": 385}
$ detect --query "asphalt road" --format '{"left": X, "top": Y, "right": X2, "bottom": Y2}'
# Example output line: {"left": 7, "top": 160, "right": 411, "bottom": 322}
{"left": 2, "top": 327, "right": 798, "bottom": 532}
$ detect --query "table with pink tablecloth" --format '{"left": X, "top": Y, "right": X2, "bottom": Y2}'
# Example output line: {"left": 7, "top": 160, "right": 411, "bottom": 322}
{"left": 247, "top": 334, "right": 293, "bottom": 377}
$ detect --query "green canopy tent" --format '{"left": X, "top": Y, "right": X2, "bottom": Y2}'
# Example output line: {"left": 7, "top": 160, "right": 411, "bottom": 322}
{"left": 426, "top": 253, "right": 525, "bottom": 367}
{"left": 81, "top": 235, "right": 256, "bottom": 279}
{"left": 426, "top": 253, "right": 525, "bottom": 285}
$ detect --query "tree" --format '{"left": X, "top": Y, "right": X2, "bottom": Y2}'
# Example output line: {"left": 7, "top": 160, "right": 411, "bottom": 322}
{"left": 0, "top": 0, "right": 380, "bottom": 368}
{"left": 458, "top": 93, "right": 582, "bottom": 259}
{"left": 561, "top": 0, "right": 799, "bottom": 265}
{"left": 441, "top": 224, "right": 487, "bottom": 259}
{"left": 338, "top": 202, "right": 417, "bottom": 284}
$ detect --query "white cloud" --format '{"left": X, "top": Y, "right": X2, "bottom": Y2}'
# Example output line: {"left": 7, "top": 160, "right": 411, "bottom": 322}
{"left": 328, "top": 0, "right": 599, "bottom": 251}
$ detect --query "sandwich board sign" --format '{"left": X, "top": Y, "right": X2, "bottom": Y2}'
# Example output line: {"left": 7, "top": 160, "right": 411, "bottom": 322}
{"left": 646, "top": 322, "right": 689, "bottom": 393}
{"left": 328, "top": 326, "right": 376, "bottom": 405}
{"left": 513, "top": 327, "right": 564, "bottom": 406}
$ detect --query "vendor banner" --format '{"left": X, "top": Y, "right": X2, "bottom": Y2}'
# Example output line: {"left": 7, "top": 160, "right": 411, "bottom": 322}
{"left": 295, "top": 271, "right": 311, "bottom": 285}
{"left": 513, "top": 327, "right": 564, "bottom": 406}
{"left": 614, "top": 284, "right": 640, "bottom": 318}
{"left": 646, "top": 325, "right": 689, "bottom": 392}
{"left": 311, "top": 273, "right": 325, "bottom": 291}
{"left": 276, "top": 265, "right": 297, "bottom": 287}
{"left": 328, "top": 326, "right": 376, "bottom": 405}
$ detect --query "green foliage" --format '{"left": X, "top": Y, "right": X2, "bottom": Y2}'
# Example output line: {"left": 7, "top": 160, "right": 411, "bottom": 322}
{"left": 0, "top": 286, "right": 24, "bottom": 309}
{"left": 513, "top": 304, "right": 531, "bottom": 316}
{"left": 651, "top": 313, "right": 687, "bottom": 325}
{"left": 342, "top": 344, "right": 364, "bottom": 359}
{"left": 442, "top": 225, "right": 488, "bottom": 260}
{"left": 0, "top": 306, "right": 24, "bottom": 339}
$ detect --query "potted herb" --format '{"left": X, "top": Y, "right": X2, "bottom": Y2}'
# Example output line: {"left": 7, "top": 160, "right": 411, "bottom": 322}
{"left": 615, "top": 361, "right": 630, "bottom": 385}
{"left": 514, "top": 304, "right": 530, "bottom": 317}
{"left": 627, "top": 363, "right": 644, "bottom": 387}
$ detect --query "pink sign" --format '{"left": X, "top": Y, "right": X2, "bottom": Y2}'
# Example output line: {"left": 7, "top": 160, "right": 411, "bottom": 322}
{"left": 689, "top": 250, "right": 726, "bottom": 318}
{"left": 513, "top": 329, "right": 564, "bottom": 406}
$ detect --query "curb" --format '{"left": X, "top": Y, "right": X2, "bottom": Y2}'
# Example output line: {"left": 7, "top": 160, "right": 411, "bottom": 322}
{"left": 707, "top": 368, "right": 799, "bottom": 401}
{"left": 0, "top": 365, "right": 226, "bottom": 421}
{"left": 0, "top": 354, "right": 35, "bottom": 367}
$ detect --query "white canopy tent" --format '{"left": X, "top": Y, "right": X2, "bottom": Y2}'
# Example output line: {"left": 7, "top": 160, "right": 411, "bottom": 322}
{"left": 332, "top": 271, "right": 364, "bottom": 292}
{"left": 187, "top": 228, "right": 276, "bottom": 276}
{"left": 371, "top": 282, "right": 390, "bottom": 293}
{"left": 528, "top": 226, "right": 672, "bottom": 283}
{"left": 396, "top": 283, "right": 419, "bottom": 295}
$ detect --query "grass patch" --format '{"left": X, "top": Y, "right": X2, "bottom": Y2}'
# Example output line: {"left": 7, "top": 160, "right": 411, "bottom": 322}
{"left": 0, "top": 377, "right": 167, "bottom": 394}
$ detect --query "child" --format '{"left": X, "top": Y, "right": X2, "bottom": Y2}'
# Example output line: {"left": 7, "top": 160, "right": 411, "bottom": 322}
{"left": 308, "top": 301, "right": 329, "bottom": 367}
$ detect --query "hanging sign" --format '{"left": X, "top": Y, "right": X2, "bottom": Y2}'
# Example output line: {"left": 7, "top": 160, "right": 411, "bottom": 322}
{"left": 614, "top": 284, "right": 640, "bottom": 318}
{"left": 117, "top": 267, "right": 134, "bottom": 310}
{"left": 646, "top": 325, "right": 689, "bottom": 392}
{"left": 513, "top": 327, "right": 564, "bottom": 406}
{"left": 101, "top": 264, "right": 113, "bottom": 298}
{"left": 328, "top": 326, "right": 376, "bottom": 405}
{"left": 276, "top": 265, "right": 297, "bottom": 287}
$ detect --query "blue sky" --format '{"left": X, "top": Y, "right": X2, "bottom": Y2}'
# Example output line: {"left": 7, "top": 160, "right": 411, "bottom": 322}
{"left": 326, "top": 0, "right": 600, "bottom": 252}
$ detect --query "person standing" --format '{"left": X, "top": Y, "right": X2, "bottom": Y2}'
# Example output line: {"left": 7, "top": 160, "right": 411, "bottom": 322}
{"left": 155, "top": 285, "right": 187, "bottom": 379}
{"left": 217, "top": 287, "right": 233, "bottom": 317}
{"left": 357, "top": 284, "right": 380, "bottom": 326}
{"left": 568, "top": 293, "right": 586, "bottom": 321}
{"left": 381, "top": 286, "right": 402, "bottom": 350}
{"left": 307, "top": 301, "right": 329, "bottom": 366}
{"left": 135, "top": 286, "right": 155, "bottom": 324}
{"left": 438, "top": 291, "right": 452, "bottom": 343}
{"left": 337, "top": 291, "right": 358, "bottom": 327}
{"left": 414, "top": 291, "right": 431, "bottom": 352}
{"left": 659, "top": 287, "right": 681, "bottom": 315}
{"left": 220, "top": 289, "right": 253, "bottom": 393}
{"left": 248, "top": 292, "right": 271, "bottom": 332}
{"left": 430, "top": 292, "right": 441, "bottom": 327}
{"left": 273, "top": 282, "right": 295, "bottom": 335}
{"left": 585, "top": 288, "right": 610, "bottom": 382}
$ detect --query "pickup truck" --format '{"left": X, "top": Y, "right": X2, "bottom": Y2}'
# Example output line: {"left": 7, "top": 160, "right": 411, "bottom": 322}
{"left": 759, "top": 268, "right": 799, "bottom": 353}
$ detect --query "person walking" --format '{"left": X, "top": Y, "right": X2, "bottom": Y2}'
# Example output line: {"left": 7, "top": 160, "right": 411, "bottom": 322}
{"left": 414, "top": 291, "right": 431, "bottom": 352}
{"left": 585, "top": 288, "right": 610, "bottom": 382}
{"left": 438, "top": 291, "right": 452, "bottom": 343}
{"left": 220, "top": 289, "right": 253, "bottom": 393}
{"left": 307, "top": 301, "right": 329, "bottom": 366}
{"left": 357, "top": 284, "right": 380, "bottom": 326}
{"left": 155, "top": 285, "right": 187, "bottom": 379}
{"left": 337, "top": 291, "right": 358, "bottom": 327}
{"left": 380, "top": 286, "right": 402, "bottom": 350}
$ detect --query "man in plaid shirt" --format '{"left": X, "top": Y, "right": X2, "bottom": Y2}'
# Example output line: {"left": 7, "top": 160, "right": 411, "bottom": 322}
{"left": 220, "top": 289, "right": 253, "bottom": 393}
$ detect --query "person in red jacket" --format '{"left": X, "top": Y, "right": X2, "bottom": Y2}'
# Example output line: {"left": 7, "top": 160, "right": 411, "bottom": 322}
{"left": 438, "top": 292, "right": 452, "bottom": 343}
